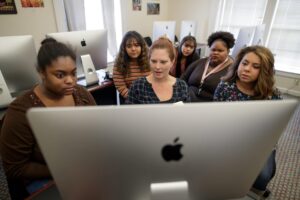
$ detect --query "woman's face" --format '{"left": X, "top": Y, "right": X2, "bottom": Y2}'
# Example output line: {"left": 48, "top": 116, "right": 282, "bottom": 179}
{"left": 125, "top": 38, "right": 142, "bottom": 59}
{"left": 237, "top": 52, "right": 261, "bottom": 84}
{"left": 40, "top": 56, "right": 77, "bottom": 96}
{"left": 181, "top": 40, "right": 195, "bottom": 57}
{"left": 150, "top": 48, "right": 174, "bottom": 80}
{"left": 209, "top": 40, "right": 229, "bottom": 66}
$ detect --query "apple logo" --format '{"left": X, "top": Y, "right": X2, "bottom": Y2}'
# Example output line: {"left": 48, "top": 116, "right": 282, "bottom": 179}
{"left": 81, "top": 39, "right": 86, "bottom": 47}
{"left": 161, "top": 137, "right": 183, "bottom": 161}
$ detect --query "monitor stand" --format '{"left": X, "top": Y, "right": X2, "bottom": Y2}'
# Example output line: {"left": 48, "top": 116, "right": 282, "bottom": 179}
{"left": 150, "top": 181, "right": 189, "bottom": 200}
{"left": 81, "top": 54, "right": 99, "bottom": 86}
{"left": 0, "top": 70, "right": 13, "bottom": 108}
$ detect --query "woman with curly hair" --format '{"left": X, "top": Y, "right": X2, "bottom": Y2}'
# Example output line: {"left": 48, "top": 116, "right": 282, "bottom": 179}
{"left": 181, "top": 31, "right": 235, "bottom": 102}
{"left": 214, "top": 45, "right": 280, "bottom": 100}
{"left": 169, "top": 35, "right": 200, "bottom": 78}
{"left": 214, "top": 45, "right": 281, "bottom": 198}
{"left": 113, "top": 31, "right": 150, "bottom": 101}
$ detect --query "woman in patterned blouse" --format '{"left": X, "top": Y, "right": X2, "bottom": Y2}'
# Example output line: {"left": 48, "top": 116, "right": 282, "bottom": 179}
{"left": 126, "top": 37, "right": 190, "bottom": 104}
{"left": 214, "top": 45, "right": 281, "bottom": 198}
{"left": 113, "top": 31, "right": 150, "bottom": 101}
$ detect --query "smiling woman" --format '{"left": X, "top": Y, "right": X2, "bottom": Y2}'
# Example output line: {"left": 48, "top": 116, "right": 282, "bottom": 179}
{"left": 0, "top": 38, "right": 96, "bottom": 199}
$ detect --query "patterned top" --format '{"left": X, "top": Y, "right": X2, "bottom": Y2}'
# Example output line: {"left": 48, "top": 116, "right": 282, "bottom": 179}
{"left": 213, "top": 81, "right": 282, "bottom": 101}
{"left": 113, "top": 65, "right": 150, "bottom": 98}
{"left": 126, "top": 77, "right": 191, "bottom": 104}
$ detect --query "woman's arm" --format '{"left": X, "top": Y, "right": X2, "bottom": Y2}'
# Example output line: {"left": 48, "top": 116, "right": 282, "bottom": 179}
{"left": 126, "top": 79, "right": 141, "bottom": 104}
{"left": 0, "top": 107, "right": 51, "bottom": 179}
{"left": 180, "top": 59, "right": 201, "bottom": 83}
{"left": 213, "top": 81, "right": 226, "bottom": 101}
{"left": 113, "top": 66, "right": 129, "bottom": 98}
{"left": 177, "top": 79, "right": 191, "bottom": 102}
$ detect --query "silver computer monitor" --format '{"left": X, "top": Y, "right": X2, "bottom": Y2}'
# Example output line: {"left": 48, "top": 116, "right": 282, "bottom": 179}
{"left": 153, "top": 21, "right": 176, "bottom": 43}
{"left": 46, "top": 30, "right": 107, "bottom": 78}
{"left": 180, "top": 20, "right": 196, "bottom": 41}
{"left": 0, "top": 69, "right": 13, "bottom": 108}
{"left": 27, "top": 100, "right": 298, "bottom": 200}
{"left": 231, "top": 26, "right": 256, "bottom": 59}
{"left": 0, "top": 35, "right": 40, "bottom": 99}
{"left": 252, "top": 24, "right": 266, "bottom": 45}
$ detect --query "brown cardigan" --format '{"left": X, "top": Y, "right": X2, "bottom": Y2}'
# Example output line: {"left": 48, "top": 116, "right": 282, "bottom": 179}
{"left": 0, "top": 85, "right": 96, "bottom": 180}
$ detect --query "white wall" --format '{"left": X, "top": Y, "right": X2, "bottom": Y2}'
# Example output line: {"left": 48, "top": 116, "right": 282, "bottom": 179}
{"left": 121, "top": 0, "right": 170, "bottom": 38}
{"left": 0, "top": 0, "right": 299, "bottom": 96}
{"left": 168, "top": 0, "right": 219, "bottom": 44}
{"left": 120, "top": 0, "right": 219, "bottom": 44}
{"left": 0, "top": 0, "right": 58, "bottom": 49}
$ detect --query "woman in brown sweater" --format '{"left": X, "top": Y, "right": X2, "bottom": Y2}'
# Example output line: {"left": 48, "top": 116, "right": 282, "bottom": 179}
{"left": 0, "top": 38, "right": 96, "bottom": 199}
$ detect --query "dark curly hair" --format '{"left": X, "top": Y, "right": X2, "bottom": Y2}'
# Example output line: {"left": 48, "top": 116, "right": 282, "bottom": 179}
{"left": 207, "top": 31, "right": 235, "bottom": 49}
{"left": 114, "top": 31, "right": 150, "bottom": 75}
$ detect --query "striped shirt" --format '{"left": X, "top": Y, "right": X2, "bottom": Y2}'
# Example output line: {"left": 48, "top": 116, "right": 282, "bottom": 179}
{"left": 113, "top": 65, "right": 150, "bottom": 98}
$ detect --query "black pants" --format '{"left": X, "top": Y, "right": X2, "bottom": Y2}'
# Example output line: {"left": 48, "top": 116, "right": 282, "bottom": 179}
{"left": 7, "top": 179, "right": 29, "bottom": 200}
{"left": 252, "top": 150, "right": 276, "bottom": 191}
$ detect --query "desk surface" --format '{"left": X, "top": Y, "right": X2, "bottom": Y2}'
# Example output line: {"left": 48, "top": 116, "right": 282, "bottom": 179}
{"left": 79, "top": 79, "right": 114, "bottom": 93}
{"left": 0, "top": 70, "right": 115, "bottom": 117}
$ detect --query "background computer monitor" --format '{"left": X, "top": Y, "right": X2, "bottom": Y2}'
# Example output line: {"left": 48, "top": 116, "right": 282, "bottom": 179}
{"left": 180, "top": 20, "right": 196, "bottom": 41}
{"left": 46, "top": 30, "right": 107, "bottom": 78}
{"left": 231, "top": 26, "right": 256, "bottom": 59}
{"left": 252, "top": 24, "right": 266, "bottom": 45}
{"left": 152, "top": 21, "right": 176, "bottom": 43}
{"left": 0, "top": 35, "right": 40, "bottom": 98}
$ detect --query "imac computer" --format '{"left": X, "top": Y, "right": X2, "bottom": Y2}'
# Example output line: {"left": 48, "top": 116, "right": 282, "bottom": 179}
{"left": 0, "top": 35, "right": 40, "bottom": 107}
{"left": 231, "top": 26, "right": 256, "bottom": 59}
{"left": 180, "top": 20, "right": 196, "bottom": 41}
{"left": 252, "top": 24, "right": 266, "bottom": 45}
{"left": 0, "top": 70, "right": 13, "bottom": 108}
{"left": 27, "top": 100, "right": 298, "bottom": 200}
{"left": 153, "top": 21, "right": 176, "bottom": 43}
{"left": 47, "top": 30, "right": 107, "bottom": 86}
